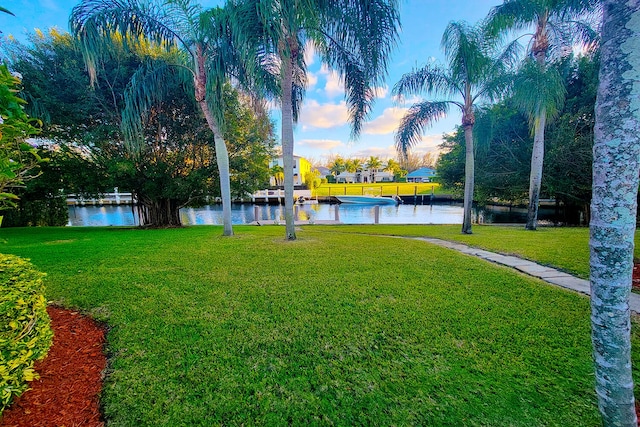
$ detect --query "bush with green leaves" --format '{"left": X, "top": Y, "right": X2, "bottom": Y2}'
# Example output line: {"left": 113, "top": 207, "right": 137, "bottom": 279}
{"left": 0, "top": 254, "right": 52, "bottom": 412}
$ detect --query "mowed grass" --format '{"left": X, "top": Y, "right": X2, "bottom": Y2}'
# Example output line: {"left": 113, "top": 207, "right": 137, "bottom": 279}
{"left": 315, "top": 224, "right": 604, "bottom": 279}
{"left": 313, "top": 182, "right": 442, "bottom": 197}
{"left": 0, "top": 225, "right": 614, "bottom": 425}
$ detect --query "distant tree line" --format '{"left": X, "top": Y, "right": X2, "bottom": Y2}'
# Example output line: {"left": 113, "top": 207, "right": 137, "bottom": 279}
{"left": 436, "top": 54, "right": 597, "bottom": 224}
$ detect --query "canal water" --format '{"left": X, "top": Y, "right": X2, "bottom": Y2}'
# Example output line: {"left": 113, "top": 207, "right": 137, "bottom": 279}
{"left": 67, "top": 203, "right": 466, "bottom": 226}
{"left": 66, "top": 202, "right": 563, "bottom": 227}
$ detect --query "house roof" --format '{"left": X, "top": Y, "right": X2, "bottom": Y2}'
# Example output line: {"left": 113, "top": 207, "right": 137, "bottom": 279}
{"left": 314, "top": 166, "right": 331, "bottom": 175}
{"left": 406, "top": 167, "right": 436, "bottom": 177}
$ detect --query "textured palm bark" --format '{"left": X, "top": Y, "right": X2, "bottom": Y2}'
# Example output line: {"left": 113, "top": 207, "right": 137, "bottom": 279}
{"left": 197, "top": 100, "right": 233, "bottom": 237}
{"left": 194, "top": 48, "right": 233, "bottom": 236}
{"left": 281, "top": 51, "right": 297, "bottom": 240}
{"left": 526, "top": 19, "right": 550, "bottom": 231}
{"left": 525, "top": 109, "right": 546, "bottom": 230}
{"left": 590, "top": 1, "right": 640, "bottom": 425}
{"left": 461, "top": 124, "right": 474, "bottom": 234}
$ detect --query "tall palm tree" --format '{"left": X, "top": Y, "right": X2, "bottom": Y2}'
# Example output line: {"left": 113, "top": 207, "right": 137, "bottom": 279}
{"left": 346, "top": 158, "right": 363, "bottom": 174}
{"left": 590, "top": 1, "right": 639, "bottom": 425}
{"left": 366, "top": 156, "right": 383, "bottom": 171}
{"left": 365, "top": 155, "right": 382, "bottom": 182}
{"left": 384, "top": 158, "right": 401, "bottom": 175}
{"left": 329, "top": 156, "right": 346, "bottom": 177}
{"left": 237, "top": 0, "right": 400, "bottom": 240}
{"left": 71, "top": 0, "right": 245, "bottom": 236}
{"left": 485, "top": 0, "right": 599, "bottom": 230}
{"left": 393, "top": 21, "right": 515, "bottom": 234}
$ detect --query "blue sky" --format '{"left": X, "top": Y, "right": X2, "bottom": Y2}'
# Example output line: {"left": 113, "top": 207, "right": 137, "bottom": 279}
{"left": 0, "top": 0, "right": 500, "bottom": 164}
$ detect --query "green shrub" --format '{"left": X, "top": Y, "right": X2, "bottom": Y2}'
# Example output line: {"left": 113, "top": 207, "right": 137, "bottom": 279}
{"left": 0, "top": 254, "right": 53, "bottom": 412}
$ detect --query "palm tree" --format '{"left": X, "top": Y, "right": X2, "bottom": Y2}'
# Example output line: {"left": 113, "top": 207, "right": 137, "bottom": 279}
{"left": 365, "top": 156, "right": 383, "bottom": 182}
{"left": 238, "top": 0, "right": 400, "bottom": 240}
{"left": 384, "top": 158, "right": 401, "bottom": 174}
{"left": 329, "top": 156, "right": 347, "bottom": 177}
{"left": 590, "top": 1, "right": 639, "bottom": 425}
{"left": 393, "top": 21, "right": 515, "bottom": 234}
{"left": 70, "top": 0, "right": 244, "bottom": 236}
{"left": 345, "top": 158, "right": 363, "bottom": 174}
{"left": 485, "top": 0, "right": 599, "bottom": 230}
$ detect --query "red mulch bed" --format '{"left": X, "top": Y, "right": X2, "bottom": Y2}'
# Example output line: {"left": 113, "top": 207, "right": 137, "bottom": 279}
{"left": 0, "top": 306, "right": 106, "bottom": 427}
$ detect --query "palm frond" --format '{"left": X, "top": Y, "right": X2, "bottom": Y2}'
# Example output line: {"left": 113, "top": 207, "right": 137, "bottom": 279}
{"left": 164, "top": 0, "right": 206, "bottom": 46}
{"left": 316, "top": 31, "right": 372, "bottom": 137}
{"left": 0, "top": 6, "right": 14, "bottom": 16}
{"left": 485, "top": 0, "right": 539, "bottom": 38}
{"left": 70, "top": 0, "right": 186, "bottom": 84}
{"left": 554, "top": 0, "right": 600, "bottom": 20}
{"left": 322, "top": 0, "right": 400, "bottom": 88}
{"left": 510, "top": 58, "right": 565, "bottom": 126}
{"left": 304, "top": 0, "right": 399, "bottom": 138}
{"left": 395, "top": 100, "right": 450, "bottom": 157}
{"left": 121, "top": 59, "right": 183, "bottom": 154}
{"left": 392, "top": 64, "right": 460, "bottom": 100}
{"left": 496, "top": 37, "right": 525, "bottom": 69}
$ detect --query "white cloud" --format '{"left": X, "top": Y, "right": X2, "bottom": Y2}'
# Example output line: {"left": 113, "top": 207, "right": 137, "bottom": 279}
{"left": 324, "top": 72, "right": 343, "bottom": 99}
{"left": 346, "top": 135, "right": 445, "bottom": 162}
{"left": 374, "top": 85, "right": 389, "bottom": 99}
{"left": 362, "top": 107, "right": 409, "bottom": 135}
{"left": 306, "top": 72, "right": 318, "bottom": 90}
{"left": 299, "top": 100, "right": 350, "bottom": 129}
{"left": 350, "top": 145, "right": 398, "bottom": 160}
{"left": 391, "top": 94, "right": 423, "bottom": 105}
{"left": 316, "top": 64, "right": 343, "bottom": 99}
{"left": 298, "top": 139, "right": 345, "bottom": 150}
{"left": 411, "top": 134, "right": 446, "bottom": 152}
{"left": 303, "top": 41, "right": 316, "bottom": 66}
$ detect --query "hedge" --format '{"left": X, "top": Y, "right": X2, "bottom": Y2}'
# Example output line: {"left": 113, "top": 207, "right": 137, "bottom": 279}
{"left": 0, "top": 254, "right": 53, "bottom": 412}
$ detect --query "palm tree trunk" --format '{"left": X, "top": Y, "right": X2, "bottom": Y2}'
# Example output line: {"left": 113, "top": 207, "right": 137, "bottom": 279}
{"left": 281, "top": 52, "right": 296, "bottom": 240}
{"left": 461, "top": 124, "right": 474, "bottom": 234}
{"left": 198, "top": 99, "right": 233, "bottom": 237}
{"left": 590, "top": 1, "right": 640, "bottom": 425}
{"left": 525, "top": 109, "right": 546, "bottom": 230}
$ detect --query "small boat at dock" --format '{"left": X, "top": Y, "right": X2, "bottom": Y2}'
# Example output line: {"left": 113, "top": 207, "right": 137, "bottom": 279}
{"left": 335, "top": 195, "right": 400, "bottom": 205}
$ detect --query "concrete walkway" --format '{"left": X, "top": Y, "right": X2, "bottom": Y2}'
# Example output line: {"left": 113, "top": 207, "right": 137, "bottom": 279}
{"left": 408, "top": 237, "right": 640, "bottom": 314}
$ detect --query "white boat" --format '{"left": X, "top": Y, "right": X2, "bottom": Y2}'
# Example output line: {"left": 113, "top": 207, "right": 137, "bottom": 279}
{"left": 335, "top": 195, "right": 400, "bottom": 205}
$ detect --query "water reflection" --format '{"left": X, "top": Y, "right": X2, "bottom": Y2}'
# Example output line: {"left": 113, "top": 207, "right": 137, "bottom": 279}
{"left": 67, "top": 203, "right": 466, "bottom": 227}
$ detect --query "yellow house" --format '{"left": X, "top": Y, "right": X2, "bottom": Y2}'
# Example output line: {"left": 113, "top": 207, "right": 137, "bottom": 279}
{"left": 269, "top": 155, "right": 311, "bottom": 186}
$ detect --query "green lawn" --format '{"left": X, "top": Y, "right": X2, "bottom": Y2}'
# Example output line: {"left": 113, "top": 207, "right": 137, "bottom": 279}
{"left": 313, "top": 225, "right": 595, "bottom": 279}
{"left": 320, "top": 224, "right": 640, "bottom": 280}
{"left": 0, "top": 225, "right": 632, "bottom": 425}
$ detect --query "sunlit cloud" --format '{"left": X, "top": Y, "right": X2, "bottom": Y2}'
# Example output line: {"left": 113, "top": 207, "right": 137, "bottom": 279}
{"left": 299, "top": 100, "right": 349, "bottom": 129}
{"left": 324, "top": 73, "right": 343, "bottom": 99}
{"left": 315, "top": 64, "right": 344, "bottom": 99}
{"left": 350, "top": 145, "right": 398, "bottom": 160}
{"left": 347, "top": 135, "right": 445, "bottom": 161}
{"left": 362, "top": 107, "right": 409, "bottom": 135}
{"left": 306, "top": 72, "right": 318, "bottom": 90}
{"left": 374, "top": 85, "right": 389, "bottom": 99}
{"left": 298, "top": 139, "right": 345, "bottom": 150}
{"left": 409, "top": 133, "right": 448, "bottom": 154}
{"left": 391, "top": 94, "right": 423, "bottom": 105}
